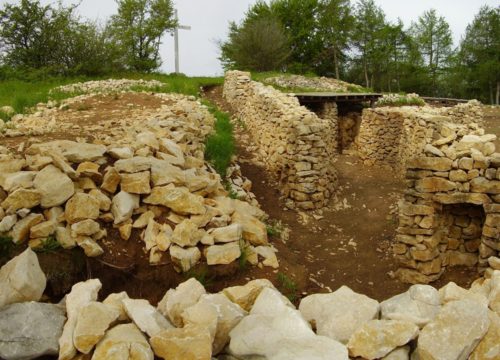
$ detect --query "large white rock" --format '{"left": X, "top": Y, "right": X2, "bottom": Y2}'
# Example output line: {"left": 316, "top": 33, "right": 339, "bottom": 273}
{"left": 33, "top": 165, "right": 74, "bottom": 208}
{"left": 0, "top": 302, "right": 65, "bottom": 360}
{"left": 111, "top": 191, "right": 140, "bottom": 224}
{"left": 58, "top": 279, "right": 102, "bottom": 360}
{"left": 469, "top": 310, "right": 500, "bottom": 360}
{"left": 380, "top": 285, "right": 441, "bottom": 327}
{"left": 0, "top": 248, "right": 46, "bottom": 308}
{"left": 417, "top": 299, "right": 490, "bottom": 360}
{"left": 229, "top": 288, "right": 348, "bottom": 360}
{"left": 299, "top": 285, "right": 379, "bottom": 344}
{"left": 28, "top": 140, "right": 106, "bottom": 163}
{"left": 347, "top": 320, "right": 419, "bottom": 360}
{"left": 92, "top": 323, "right": 154, "bottom": 360}
{"left": 73, "top": 301, "right": 120, "bottom": 354}
{"left": 182, "top": 293, "right": 246, "bottom": 354}
{"left": 122, "top": 298, "right": 173, "bottom": 337}
{"left": 439, "top": 282, "right": 489, "bottom": 307}
{"left": 0, "top": 171, "right": 36, "bottom": 192}
{"left": 157, "top": 278, "right": 206, "bottom": 327}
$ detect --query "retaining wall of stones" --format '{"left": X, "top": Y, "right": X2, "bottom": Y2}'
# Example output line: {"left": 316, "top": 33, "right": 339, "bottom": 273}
{"left": 223, "top": 71, "right": 338, "bottom": 210}
{"left": 356, "top": 102, "right": 484, "bottom": 174}
{"left": 393, "top": 120, "right": 500, "bottom": 284}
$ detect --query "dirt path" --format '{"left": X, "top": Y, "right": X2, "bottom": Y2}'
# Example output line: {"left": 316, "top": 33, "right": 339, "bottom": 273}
{"left": 204, "top": 86, "right": 483, "bottom": 301}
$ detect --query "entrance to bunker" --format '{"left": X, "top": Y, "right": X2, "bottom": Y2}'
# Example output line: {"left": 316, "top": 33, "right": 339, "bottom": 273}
{"left": 337, "top": 103, "right": 363, "bottom": 153}
{"left": 438, "top": 203, "right": 485, "bottom": 270}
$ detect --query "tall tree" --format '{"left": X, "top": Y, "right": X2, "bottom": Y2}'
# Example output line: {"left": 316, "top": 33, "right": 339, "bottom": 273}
{"left": 352, "top": 0, "right": 386, "bottom": 88}
{"left": 110, "top": 0, "right": 177, "bottom": 72}
{"left": 219, "top": 16, "right": 290, "bottom": 72}
{"left": 457, "top": 6, "right": 500, "bottom": 104}
{"left": 316, "top": 0, "right": 354, "bottom": 79}
{"left": 410, "top": 9, "right": 453, "bottom": 95}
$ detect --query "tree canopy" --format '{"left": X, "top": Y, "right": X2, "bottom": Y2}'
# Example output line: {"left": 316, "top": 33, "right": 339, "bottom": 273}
{"left": 219, "top": 1, "right": 500, "bottom": 103}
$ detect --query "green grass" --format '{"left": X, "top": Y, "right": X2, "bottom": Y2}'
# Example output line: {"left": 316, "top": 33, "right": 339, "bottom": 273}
{"left": 33, "top": 235, "right": 62, "bottom": 253}
{"left": 0, "top": 72, "right": 222, "bottom": 121}
{"left": 277, "top": 272, "right": 299, "bottom": 303}
{"left": 203, "top": 101, "right": 235, "bottom": 177}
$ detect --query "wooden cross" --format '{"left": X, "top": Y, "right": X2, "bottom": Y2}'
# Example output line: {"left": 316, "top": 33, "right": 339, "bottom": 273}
{"left": 173, "top": 9, "right": 191, "bottom": 74}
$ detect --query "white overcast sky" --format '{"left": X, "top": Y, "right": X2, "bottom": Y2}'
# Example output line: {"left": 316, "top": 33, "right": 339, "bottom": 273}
{"left": 1, "top": 0, "right": 498, "bottom": 76}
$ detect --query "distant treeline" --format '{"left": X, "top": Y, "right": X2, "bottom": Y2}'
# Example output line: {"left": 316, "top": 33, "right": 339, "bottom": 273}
{"left": 219, "top": 0, "right": 500, "bottom": 104}
{"left": 0, "top": 0, "right": 177, "bottom": 78}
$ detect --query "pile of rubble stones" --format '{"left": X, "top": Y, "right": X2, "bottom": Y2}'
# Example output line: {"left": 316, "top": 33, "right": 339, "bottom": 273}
{"left": 0, "top": 87, "right": 278, "bottom": 272}
{"left": 0, "top": 248, "right": 499, "bottom": 360}
{"left": 264, "top": 74, "right": 365, "bottom": 93}
{"left": 51, "top": 79, "right": 165, "bottom": 95}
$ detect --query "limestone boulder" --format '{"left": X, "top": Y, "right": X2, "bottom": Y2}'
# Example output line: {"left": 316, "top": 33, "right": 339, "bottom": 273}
{"left": 88, "top": 189, "right": 111, "bottom": 211}
{"left": 108, "top": 147, "right": 134, "bottom": 159}
{"left": 92, "top": 323, "right": 154, "bottom": 360}
{"left": 417, "top": 299, "right": 490, "bottom": 360}
{"left": 65, "top": 193, "right": 100, "bottom": 224}
{"left": 28, "top": 140, "right": 106, "bottom": 163}
{"left": 58, "top": 279, "right": 102, "bottom": 360}
{"left": 222, "top": 278, "right": 276, "bottom": 311}
{"left": 33, "top": 165, "right": 74, "bottom": 208}
{"left": 171, "top": 219, "right": 203, "bottom": 247}
{"left": 229, "top": 288, "right": 348, "bottom": 360}
{"left": 114, "top": 156, "right": 155, "bottom": 173}
{"left": 0, "top": 248, "right": 46, "bottom": 308}
{"left": 103, "top": 292, "right": 130, "bottom": 321}
{"left": 471, "top": 177, "right": 500, "bottom": 194}
{"left": 122, "top": 298, "right": 173, "bottom": 337}
{"left": 407, "top": 157, "right": 453, "bottom": 171}
{"left": 206, "top": 242, "right": 241, "bottom": 265}
{"left": 71, "top": 219, "right": 100, "bottom": 236}
{"left": 380, "top": 285, "right": 441, "bottom": 327}
{"left": 415, "top": 177, "right": 456, "bottom": 193}
{"left": 144, "top": 186, "right": 206, "bottom": 215}
{"left": 0, "top": 214, "right": 17, "bottom": 233}
{"left": 382, "top": 346, "right": 410, "bottom": 360}
{"left": 438, "top": 282, "right": 489, "bottom": 307}
{"left": 347, "top": 320, "right": 419, "bottom": 360}
{"left": 157, "top": 278, "right": 206, "bottom": 327}
{"left": 111, "top": 191, "right": 140, "bottom": 224}
{"left": 254, "top": 245, "right": 279, "bottom": 268}
{"left": 299, "top": 285, "right": 380, "bottom": 344}
{"left": 150, "top": 325, "right": 212, "bottom": 360}
{"left": 210, "top": 224, "right": 242, "bottom": 243}
{"left": 74, "top": 301, "right": 120, "bottom": 354}
{"left": 169, "top": 245, "right": 201, "bottom": 272}
{"left": 10, "top": 213, "right": 44, "bottom": 244}
{"left": 76, "top": 237, "right": 104, "bottom": 257}
{"left": 0, "top": 171, "right": 36, "bottom": 192}
{"left": 1, "top": 188, "right": 41, "bottom": 213}
{"left": 182, "top": 293, "right": 246, "bottom": 354}
{"left": 232, "top": 210, "right": 268, "bottom": 246}
{"left": 469, "top": 310, "right": 500, "bottom": 360}
{"left": 0, "top": 302, "right": 65, "bottom": 360}
{"left": 489, "top": 270, "right": 500, "bottom": 313}
{"left": 120, "top": 171, "right": 151, "bottom": 194}
{"left": 150, "top": 161, "right": 185, "bottom": 186}
{"left": 100, "top": 167, "right": 121, "bottom": 193}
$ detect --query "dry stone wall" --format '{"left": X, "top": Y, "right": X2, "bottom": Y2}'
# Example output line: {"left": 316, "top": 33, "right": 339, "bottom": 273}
{"left": 224, "top": 71, "right": 338, "bottom": 210}
{"left": 357, "top": 102, "right": 485, "bottom": 174}
{"left": 393, "top": 120, "right": 500, "bottom": 284}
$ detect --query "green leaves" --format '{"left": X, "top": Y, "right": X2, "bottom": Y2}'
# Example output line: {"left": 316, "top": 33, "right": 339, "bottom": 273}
{"left": 110, "top": 0, "right": 177, "bottom": 72}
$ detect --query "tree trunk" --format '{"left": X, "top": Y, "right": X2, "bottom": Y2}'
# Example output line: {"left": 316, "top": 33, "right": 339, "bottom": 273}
{"left": 364, "top": 61, "right": 369, "bottom": 88}
{"left": 333, "top": 48, "right": 340, "bottom": 80}
{"left": 496, "top": 81, "right": 500, "bottom": 105}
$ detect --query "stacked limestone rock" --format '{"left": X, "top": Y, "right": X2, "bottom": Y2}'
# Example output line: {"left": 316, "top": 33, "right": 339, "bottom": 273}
{"left": 357, "top": 102, "right": 485, "bottom": 174}
{"left": 1, "top": 248, "right": 499, "bottom": 360}
{"left": 0, "top": 92, "right": 277, "bottom": 272}
{"left": 224, "top": 71, "right": 338, "bottom": 210}
{"left": 264, "top": 74, "right": 364, "bottom": 93}
{"left": 394, "top": 120, "right": 499, "bottom": 284}
{"left": 51, "top": 79, "right": 165, "bottom": 95}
